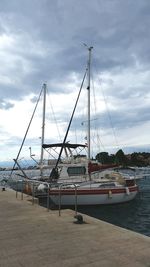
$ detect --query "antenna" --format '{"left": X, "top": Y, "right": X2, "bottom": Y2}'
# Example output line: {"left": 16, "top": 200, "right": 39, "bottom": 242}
{"left": 83, "top": 43, "right": 93, "bottom": 51}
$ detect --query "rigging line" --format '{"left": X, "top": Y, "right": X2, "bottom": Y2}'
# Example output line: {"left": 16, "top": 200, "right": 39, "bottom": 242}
{"left": 99, "top": 79, "right": 119, "bottom": 148}
{"left": 72, "top": 125, "right": 78, "bottom": 147}
{"left": 94, "top": 63, "right": 119, "bottom": 148}
{"left": 10, "top": 86, "right": 44, "bottom": 178}
{"left": 49, "top": 67, "right": 88, "bottom": 180}
{"left": 91, "top": 70, "right": 106, "bottom": 153}
{"left": 87, "top": 53, "right": 106, "bottom": 153}
{"left": 46, "top": 87, "right": 62, "bottom": 142}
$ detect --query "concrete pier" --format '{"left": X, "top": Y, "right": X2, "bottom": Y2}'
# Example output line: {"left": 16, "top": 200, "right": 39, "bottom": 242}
{"left": 0, "top": 188, "right": 150, "bottom": 267}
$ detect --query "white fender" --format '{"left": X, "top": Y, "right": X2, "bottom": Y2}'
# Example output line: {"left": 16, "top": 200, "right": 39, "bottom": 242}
{"left": 108, "top": 190, "right": 112, "bottom": 198}
{"left": 37, "top": 184, "right": 46, "bottom": 192}
{"left": 126, "top": 187, "right": 130, "bottom": 195}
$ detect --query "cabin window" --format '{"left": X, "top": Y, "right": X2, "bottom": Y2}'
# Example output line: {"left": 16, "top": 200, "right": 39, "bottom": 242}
{"left": 67, "top": 166, "right": 86, "bottom": 176}
{"left": 99, "top": 183, "right": 116, "bottom": 188}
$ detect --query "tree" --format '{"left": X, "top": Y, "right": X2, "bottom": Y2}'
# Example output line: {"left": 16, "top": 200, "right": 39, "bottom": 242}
{"left": 96, "top": 152, "right": 111, "bottom": 164}
{"left": 115, "top": 149, "right": 127, "bottom": 166}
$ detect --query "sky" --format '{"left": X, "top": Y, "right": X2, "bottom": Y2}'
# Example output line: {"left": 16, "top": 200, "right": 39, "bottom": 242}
{"left": 1, "top": 0, "right": 150, "bottom": 164}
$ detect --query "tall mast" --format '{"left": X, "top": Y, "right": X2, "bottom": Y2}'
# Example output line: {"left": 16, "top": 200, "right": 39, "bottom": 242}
{"left": 40, "top": 83, "right": 46, "bottom": 176}
{"left": 87, "top": 46, "right": 93, "bottom": 161}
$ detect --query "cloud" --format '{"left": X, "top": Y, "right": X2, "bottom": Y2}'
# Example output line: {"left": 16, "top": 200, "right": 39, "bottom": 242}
{"left": 0, "top": 0, "right": 150, "bottom": 161}
{"left": 0, "top": 100, "right": 14, "bottom": 110}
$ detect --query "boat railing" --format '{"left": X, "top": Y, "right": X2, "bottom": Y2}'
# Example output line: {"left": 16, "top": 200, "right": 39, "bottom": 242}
{"left": 14, "top": 179, "right": 79, "bottom": 215}
{"left": 14, "top": 179, "right": 76, "bottom": 215}
{"left": 14, "top": 179, "right": 51, "bottom": 210}
{"left": 15, "top": 179, "right": 27, "bottom": 200}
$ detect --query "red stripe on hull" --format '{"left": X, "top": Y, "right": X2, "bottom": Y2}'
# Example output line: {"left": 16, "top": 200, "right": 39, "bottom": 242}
{"left": 49, "top": 185, "right": 138, "bottom": 196}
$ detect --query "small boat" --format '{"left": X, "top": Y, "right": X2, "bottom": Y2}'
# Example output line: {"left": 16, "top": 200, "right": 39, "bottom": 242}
{"left": 49, "top": 180, "right": 138, "bottom": 206}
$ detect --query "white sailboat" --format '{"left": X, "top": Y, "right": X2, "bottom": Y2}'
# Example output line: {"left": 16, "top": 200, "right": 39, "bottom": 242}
{"left": 44, "top": 46, "right": 138, "bottom": 206}
{"left": 10, "top": 46, "right": 138, "bottom": 204}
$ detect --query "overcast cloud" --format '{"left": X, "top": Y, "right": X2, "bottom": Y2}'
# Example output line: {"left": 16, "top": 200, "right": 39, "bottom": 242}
{"left": 0, "top": 0, "right": 150, "bottom": 163}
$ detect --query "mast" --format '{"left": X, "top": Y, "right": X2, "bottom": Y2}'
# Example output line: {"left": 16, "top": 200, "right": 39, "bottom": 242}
{"left": 49, "top": 69, "right": 87, "bottom": 181}
{"left": 40, "top": 83, "right": 46, "bottom": 177}
{"left": 87, "top": 46, "right": 93, "bottom": 162}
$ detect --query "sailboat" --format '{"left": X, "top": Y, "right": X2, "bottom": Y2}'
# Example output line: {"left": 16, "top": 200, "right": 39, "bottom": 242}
{"left": 41, "top": 46, "right": 138, "bottom": 206}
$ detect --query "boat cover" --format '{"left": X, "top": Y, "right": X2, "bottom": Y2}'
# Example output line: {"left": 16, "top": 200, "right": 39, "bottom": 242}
{"left": 42, "top": 143, "right": 87, "bottom": 149}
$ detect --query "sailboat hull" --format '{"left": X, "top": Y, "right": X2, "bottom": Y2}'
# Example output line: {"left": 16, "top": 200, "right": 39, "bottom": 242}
{"left": 49, "top": 185, "right": 138, "bottom": 206}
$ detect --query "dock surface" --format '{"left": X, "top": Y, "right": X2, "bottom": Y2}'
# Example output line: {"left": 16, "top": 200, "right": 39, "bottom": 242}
{"left": 0, "top": 189, "right": 150, "bottom": 267}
